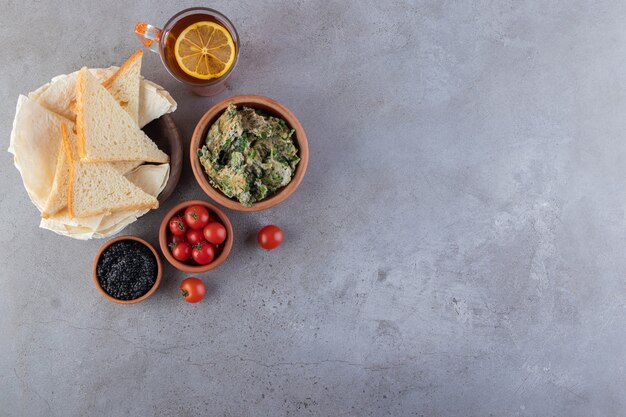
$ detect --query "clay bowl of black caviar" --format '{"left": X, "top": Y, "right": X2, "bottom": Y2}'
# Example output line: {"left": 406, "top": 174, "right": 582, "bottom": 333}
{"left": 159, "top": 200, "right": 233, "bottom": 273}
{"left": 93, "top": 236, "right": 163, "bottom": 304}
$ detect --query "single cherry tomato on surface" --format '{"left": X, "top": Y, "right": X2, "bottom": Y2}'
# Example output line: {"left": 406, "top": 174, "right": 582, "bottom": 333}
{"left": 170, "top": 241, "right": 192, "bottom": 261}
{"left": 258, "top": 225, "right": 283, "bottom": 250}
{"left": 203, "top": 221, "right": 227, "bottom": 245}
{"left": 192, "top": 242, "right": 215, "bottom": 265}
{"left": 169, "top": 216, "right": 187, "bottom": 236}
{"left": 186, "top": 228, "right": 205, "bottom": 246}
{"left": 180, "top": 277, "right": 206, "bottom": 303}
{"left": 171, "top": 234, "right": 187, "bottom": 245}
{"left": 184, "top": 205, "right": 210, "bottom": 229}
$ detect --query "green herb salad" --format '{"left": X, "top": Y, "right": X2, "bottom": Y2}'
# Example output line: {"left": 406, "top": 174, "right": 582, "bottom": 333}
{"left": 198, "top": 104, "right": 300, "bottom": 207}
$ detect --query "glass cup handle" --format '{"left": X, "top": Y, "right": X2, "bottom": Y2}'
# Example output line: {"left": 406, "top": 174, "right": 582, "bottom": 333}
{"left": 134, "top": 22, "right": 162, "bottom": 53}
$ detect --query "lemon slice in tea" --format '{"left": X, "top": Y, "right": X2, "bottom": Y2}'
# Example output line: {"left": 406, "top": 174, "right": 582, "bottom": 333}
{"left": 174, "top": 21, "right": 236, "bottom": 80}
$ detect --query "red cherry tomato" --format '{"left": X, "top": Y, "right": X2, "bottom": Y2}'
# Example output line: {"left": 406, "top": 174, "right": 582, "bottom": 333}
{"left": 186, "top": 228, "right": 205, "bottom": 246}
{"left": 184, "top": 205, "right": 210, "bottom": 229}
{"left": 192, "top": 242, "right": 215, "bottom": 265}
{"left": 168, "top": 216, "right": 187, "bottom": 236}
{"left": 180, "top": 277, "right": 206, "bottom": 303}
{"left": 203, "top": 222, "right": 227, "bottom": 245}
{"left": 210, "top": 243, "right": 222, "bottom": 257}
{"left": 170, "top": 241, "right": 192, "bottom": 261}
{"left": 258, "top": 225, "right": 283, "bottom": 250}
{"left": 171, "top": 234, "right": 187, "bottom": 245}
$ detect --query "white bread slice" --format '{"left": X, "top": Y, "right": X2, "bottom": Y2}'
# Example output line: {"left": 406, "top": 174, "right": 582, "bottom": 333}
{"left": 61, "top": 124, "right": 158, "bottom": 218}
{"left": 41, "top": 155, "right": 140, "bottom": 218}
{"left": 41, "top": 147, "right": 141, "bottom": 218}
{"left": 39, "top": 163, "right": 170, "bottom": 240}
{"left": 102, "top": 50, "right": 142, "bottom": 124}
{"left": 41, "top": 143, "right": 70, "bottom": 218}
{"left": 96, "top": 63, "right": 177, "bottom": 127}
{"left": 31, "top": 65, "right": 176, "bottom": 127}
{"left": 111, "top": 160, "right": 143, "bottom": 174}
{"left": 75, "top": 67, "right": 169, "bottom": 163}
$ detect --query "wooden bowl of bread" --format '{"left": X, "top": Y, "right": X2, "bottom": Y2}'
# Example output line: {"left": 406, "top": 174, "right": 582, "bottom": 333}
{"left": 9, "top": 50, "right": 180, "bottom": 239}
{"left": 143, "top": 114, "right": 182, "bottom": 204}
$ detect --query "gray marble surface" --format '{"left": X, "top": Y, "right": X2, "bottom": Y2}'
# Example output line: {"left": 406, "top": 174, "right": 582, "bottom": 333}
{"left": 1, "top": 0, "right": 625, "bottom": 415}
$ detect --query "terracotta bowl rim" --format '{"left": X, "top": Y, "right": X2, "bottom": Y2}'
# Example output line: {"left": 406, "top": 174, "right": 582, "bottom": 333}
{"left": 158, "top": 199, "right": 234, "bottom": 273}
{"left": 92, "top": 235, "right": 163, "bottom": 304}
{"left": 153, "top": 113, "right": 183, "bottom": 205}
{"left": 190, "top": 94, "right": 309, "bottom": 212}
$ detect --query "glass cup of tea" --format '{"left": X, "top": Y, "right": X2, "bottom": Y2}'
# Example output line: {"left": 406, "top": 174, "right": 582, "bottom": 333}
{"left": 135, "top": 7, "right": 240, "bottom": 96}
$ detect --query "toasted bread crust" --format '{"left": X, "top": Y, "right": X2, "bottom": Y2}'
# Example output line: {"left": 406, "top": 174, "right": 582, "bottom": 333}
{"left": 102, "top": 50, "right": 143, "bottom": 89}
{"left": 79, "top": 155, "right": 169, "bottom": 163}
{"left": 74, "top": 65, "right": 168, "bottom": 164}
{"left": 71, "top": 200, "right": 158, "bottom": 218}
{"left": 60, "top": 124, "right": 76, "bottom": 218}
{"left": 74, "top": 68, "right": 87, "bottom": 161}
{"left": 41, "top": 135, "right": 70, "bottom": 218}
{"left": 62, "top": 122, "right": 158, "bottom": 218}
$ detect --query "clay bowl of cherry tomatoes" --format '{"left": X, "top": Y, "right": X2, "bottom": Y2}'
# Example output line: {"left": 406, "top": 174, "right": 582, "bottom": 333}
{"left": 159, "top": 200, "right": 233, "bottom": 273}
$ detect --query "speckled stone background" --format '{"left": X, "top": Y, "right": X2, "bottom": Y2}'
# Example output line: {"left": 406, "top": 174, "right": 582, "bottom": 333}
{"left": 1, "top": 0, "right": 625, "bottom": 416}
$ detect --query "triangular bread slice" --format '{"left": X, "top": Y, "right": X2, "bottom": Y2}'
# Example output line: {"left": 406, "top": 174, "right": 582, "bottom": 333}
{"left": 41, "top": 143, "right": 70, "bottom": 218}
{"left": 75, "top": 67, "right": 169, "bottom": 163}
{"left": 61, "top": 124, "right": 158, "bottom": 218}
{"left": 31, "top": 66, "right": 176, "bottom": 128}
{"left": 111, "top": 160, "right": 143, "bottom": 174}
{"left": 41, "top": 151, "right": 141, "bottom": 218}
{"left": 102, "top": 50, "right": 142, "bottom": 124}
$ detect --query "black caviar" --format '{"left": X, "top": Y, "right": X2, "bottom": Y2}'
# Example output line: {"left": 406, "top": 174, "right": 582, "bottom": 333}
{"left": 96, "top": 240, "right": 158, "bottom": 300}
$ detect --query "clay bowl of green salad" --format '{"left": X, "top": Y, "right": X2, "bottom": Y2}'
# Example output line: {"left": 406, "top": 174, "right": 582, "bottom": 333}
{"left": 190, "top": 95, "right": 309, "bottom": 211}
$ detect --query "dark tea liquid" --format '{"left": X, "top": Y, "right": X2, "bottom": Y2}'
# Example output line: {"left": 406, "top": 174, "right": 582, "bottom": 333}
{"left": 161, "top": 13, "right": 237, "bottom": 84}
